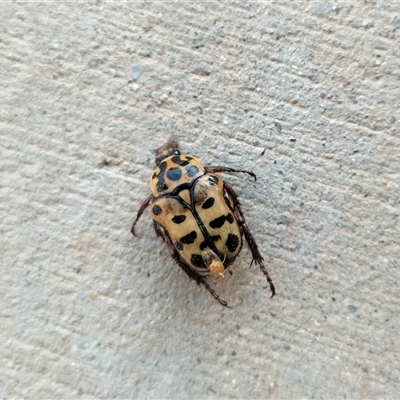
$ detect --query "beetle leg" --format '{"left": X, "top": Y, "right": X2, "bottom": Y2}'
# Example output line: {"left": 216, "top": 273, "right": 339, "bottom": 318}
{"left": 131, "top": 194, "right": 153, "bottom": 237}
{"left": 205, "top": 166, "right": 257, "bottom": 182}
{"left": 167, "top": 243, "right": 231, "bottom": 307}
{"left": 223, "top": 182, "right": 276, "bottom": 297}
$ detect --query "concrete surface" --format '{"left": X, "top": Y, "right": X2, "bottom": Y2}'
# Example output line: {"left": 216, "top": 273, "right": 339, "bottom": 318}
{"left": 1, "top": 2, "right": 399, "bottom": 399}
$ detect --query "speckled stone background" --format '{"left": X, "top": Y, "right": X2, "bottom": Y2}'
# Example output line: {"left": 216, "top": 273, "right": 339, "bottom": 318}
{"left": 1, "top": 2, "right": 399, "bottom": 399}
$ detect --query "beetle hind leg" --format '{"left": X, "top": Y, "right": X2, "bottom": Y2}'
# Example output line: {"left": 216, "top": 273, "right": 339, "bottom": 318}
{"left": 223, "top": 182, "right": 276, "bottom": 297}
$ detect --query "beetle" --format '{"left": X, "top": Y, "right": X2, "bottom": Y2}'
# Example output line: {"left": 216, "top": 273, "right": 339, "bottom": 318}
{"left": 131, "top": 140, "right": 275, "bottom": 306}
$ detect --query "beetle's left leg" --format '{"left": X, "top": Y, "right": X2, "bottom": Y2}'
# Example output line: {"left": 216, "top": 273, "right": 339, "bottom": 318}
{"left": 223, "top": 182, "right": 276, "bottom": 297}
{"left": 205, "top": 166, "right": 257, "bottom": 181}
{"left": 131, "top": 194, "right": 153, "bottom": 237}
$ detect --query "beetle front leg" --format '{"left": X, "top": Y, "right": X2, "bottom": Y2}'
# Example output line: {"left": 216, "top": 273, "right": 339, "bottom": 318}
{"left": 223, "top": 182, "right": 276, "bottom": 297}
{"left": 167, "top": 243, "right": 231, "bottom": 307}
{"left": 131, "top": 194, "right": 153, "bottom": 237}
{"left": 205, "top": 166, "right": 257, "bottom": 181}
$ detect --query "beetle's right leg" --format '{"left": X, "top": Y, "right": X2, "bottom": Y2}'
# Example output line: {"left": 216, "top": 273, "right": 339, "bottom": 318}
{"left": 167, "top": 243, "right": 231, "bottom": 308}
{"left": 131, "top": 194, "right": 153, "bottom": 237}
{"left": 223, "top": 182, "right": 276, "bottom": 297}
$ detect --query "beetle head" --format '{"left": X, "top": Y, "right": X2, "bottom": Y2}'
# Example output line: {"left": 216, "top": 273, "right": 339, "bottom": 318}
{"left": 155, "top": 139, "right": 181, "bottom": 166}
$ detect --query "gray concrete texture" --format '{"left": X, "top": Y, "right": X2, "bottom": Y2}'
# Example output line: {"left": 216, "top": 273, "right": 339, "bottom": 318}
{"left": 1, "top": 2, "right": 399, "bottom": 399}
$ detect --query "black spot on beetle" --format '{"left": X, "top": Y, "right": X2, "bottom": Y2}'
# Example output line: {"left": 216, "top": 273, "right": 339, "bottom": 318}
{"left": 226, "top": 233, "right": 239, "bottom": 252}
{"left": 191, "top": 254, "right": 205, "bottom": 268}
{"left": 157, "top": 182, "right": 168, "bottom": 191}
{"left": 202, "top": 197, "right": 215, "bottom": 209}
{"left": 158, "top": 161, "right": 167, "bottom": 174}
{"left": 180, "top": 231, "right": 197, "bottom": 244}
{"left": 152, "top": 205, "right": 162, "bottom": 215}
{"left": 208, "top": 175, "right": 219, "bottom": 185}
{"left": 186, "top": 164, "right": 199, "bottom": 177}
{"left": 210, "top": 215, "right": 225, "bottom": 229}
{"left": 167, "top": 167, "right": 182, "bottom": 181}
{"left": 209, "top": 214, "right": 234, "bottom": 229}
{"left": 200, "top": 235, "right": 221, "bottom": 250}
{"left": 172, "top": 215, "right": 186, "bottom": 224}
{"left": 171, "top": 155, "right": 192, "bottom": 166}
{"left": 175, "top": 241, "right": 183, "bottom": 251}
{"left": 156, "top": 161, "right": 168, "bottom": 192}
